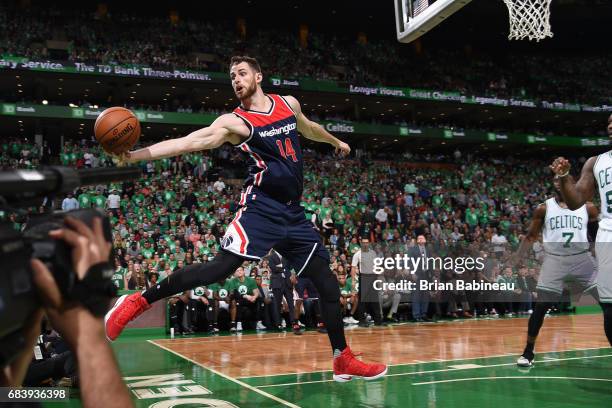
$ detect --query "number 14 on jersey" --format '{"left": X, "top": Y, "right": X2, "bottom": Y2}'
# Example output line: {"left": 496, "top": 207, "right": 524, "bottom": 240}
{"left": 276, "top": 138, "right": 298, "bottom": 162}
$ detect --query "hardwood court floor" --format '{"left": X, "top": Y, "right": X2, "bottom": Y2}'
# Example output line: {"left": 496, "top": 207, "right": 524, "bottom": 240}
{"left": 153, "top": 314, "right": 609, "bottom": 378}
{"left": 46, "top": 313, "right": 612, "bottom": 408}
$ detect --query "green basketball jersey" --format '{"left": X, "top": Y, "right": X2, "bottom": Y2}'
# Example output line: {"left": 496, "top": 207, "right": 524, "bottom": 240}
{"left": 111, "top": 267, "right": 127, "bottom": 290}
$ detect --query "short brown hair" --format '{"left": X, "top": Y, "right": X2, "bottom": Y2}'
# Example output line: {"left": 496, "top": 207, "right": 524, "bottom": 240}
{"left": 230, "top": 55, "right": 261, "bottom": 72}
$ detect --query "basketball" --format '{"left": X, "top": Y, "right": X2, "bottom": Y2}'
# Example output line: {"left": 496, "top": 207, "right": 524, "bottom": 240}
{"left": 94, "top": 107, "right": 141, "bottom": 155}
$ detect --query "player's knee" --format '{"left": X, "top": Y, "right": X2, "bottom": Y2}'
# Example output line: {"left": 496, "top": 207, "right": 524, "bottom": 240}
{"left": 535, "top": 290, "right": 560, "bottom": 305}
{"left": 315, "top": 274, "right": 341, "bottom": 302}
{"left": 214, "top": 250, "right": 245, "bottom": 270}
{"left": 322, "top": 283, "right": 341, "bottom": 302}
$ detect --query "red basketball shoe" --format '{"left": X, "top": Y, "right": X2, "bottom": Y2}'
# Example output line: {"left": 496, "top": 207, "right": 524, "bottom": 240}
{"left": 333, "top": 347, "right": 387, "bottom": 382}
{"left": 105, "top": 293, "right": 151, "bottom": 341}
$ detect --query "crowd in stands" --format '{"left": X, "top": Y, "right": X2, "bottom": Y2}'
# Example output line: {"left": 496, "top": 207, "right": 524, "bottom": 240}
{"left": 1, "top": 4, "right": 610, "bottom": 106}
{"left": 2, "top": 136, "right": 589, "bottom": 333}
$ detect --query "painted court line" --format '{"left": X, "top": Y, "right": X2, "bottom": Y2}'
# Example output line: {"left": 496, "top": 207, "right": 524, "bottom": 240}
{"left": 156, "top": 331, "right": 322, "bottom": 345}
{"left": 448, "top": 364, "right": 484, "bottom": 369}
{"left": 147, "top": 340, "right": 301, "bottom": 408}
{"left": 255, "top": 353, "right": 612, "bottom": 389}
{"left": 237, "top": 346, "right": 611, "bottom": 380}
{"left": 412, "top": 376, "right": 612, "bottom": 386}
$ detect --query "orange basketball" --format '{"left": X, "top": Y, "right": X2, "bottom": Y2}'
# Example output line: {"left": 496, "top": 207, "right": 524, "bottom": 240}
{"left": 94, "top": 107, "right": 141, "bottom": 155}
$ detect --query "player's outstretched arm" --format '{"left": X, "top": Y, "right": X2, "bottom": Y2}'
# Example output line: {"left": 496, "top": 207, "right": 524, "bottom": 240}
{"left": 284, "top": 95, "right": 351, "bottom": 156}
{"left": 124, "top": 114, "right": 247, "bottom": 163}
{"left": 550, "top": 156, "right": 597, "bottom": 210}
{"left": 514, "top": 204, "right": 546, "bottom": 265}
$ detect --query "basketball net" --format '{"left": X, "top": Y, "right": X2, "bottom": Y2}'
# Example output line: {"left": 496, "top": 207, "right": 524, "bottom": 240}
{"left": 503, "top": 0, "right": 553, "bottom": 41}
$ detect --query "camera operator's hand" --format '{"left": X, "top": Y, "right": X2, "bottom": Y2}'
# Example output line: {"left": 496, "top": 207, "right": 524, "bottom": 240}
{"left": 32, "top": 216, "right": 111, "bottom": 308}
{"left": 52, "top": 216, "right": 111, "bottom": 277}
{"left": 29, "top": 216, "right": 133, "bottom": 408}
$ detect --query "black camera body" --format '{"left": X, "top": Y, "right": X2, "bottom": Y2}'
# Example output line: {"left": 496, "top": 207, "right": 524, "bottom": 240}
{"left": 0, "top": 209, "right": 115, "bottom": 366}
{"left": 0, "top": 166, "right": 140, "bottom": 367}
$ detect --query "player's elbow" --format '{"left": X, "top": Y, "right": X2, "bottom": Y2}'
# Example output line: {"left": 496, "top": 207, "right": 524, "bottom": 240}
{"left": 313, "top": 122, "right": 325, "bottom": 137}
{"left": 303, "top": 122, "right": 322, "bottom": 140}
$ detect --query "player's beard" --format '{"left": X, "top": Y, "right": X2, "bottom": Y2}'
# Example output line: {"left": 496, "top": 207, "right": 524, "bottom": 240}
{"left": 237, "top": 81, "right": 257, "bottom": 102}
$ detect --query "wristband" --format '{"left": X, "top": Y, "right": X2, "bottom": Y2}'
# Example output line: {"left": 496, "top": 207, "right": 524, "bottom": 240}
{"left": 555, "top": 170, "right": 569, "bottom": 179}
{"left": 70, "top": 262, "right": 117, "bottom": 316}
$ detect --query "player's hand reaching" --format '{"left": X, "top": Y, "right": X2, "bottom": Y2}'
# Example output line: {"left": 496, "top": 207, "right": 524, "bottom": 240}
{"left": 111, "top": 151, "right": 133, "bottom": 167}
{"left": 550, "top": 157, "right": 571, "bottom": 177}
{"left": 334, "top": 141, "right": 351, "bottom": 157}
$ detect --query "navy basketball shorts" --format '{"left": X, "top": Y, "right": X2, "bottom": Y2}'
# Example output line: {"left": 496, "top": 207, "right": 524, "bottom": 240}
{"left": 222, "top": 191, "right": 329, "bottom": 274}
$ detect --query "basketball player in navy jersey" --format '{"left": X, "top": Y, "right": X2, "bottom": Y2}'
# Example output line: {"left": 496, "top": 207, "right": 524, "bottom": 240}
{"left": 105, "top": 56, "right": 387, "bottom": 381}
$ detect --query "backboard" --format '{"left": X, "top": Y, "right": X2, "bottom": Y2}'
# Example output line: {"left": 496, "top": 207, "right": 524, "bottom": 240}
{"left": 394, "top": 0, "right": 474, "bottom": 43}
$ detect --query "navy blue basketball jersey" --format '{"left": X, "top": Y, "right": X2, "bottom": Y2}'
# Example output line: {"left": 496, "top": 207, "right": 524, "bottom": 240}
{"left": 233, "top": 94, "right": 303, "bottom": 204}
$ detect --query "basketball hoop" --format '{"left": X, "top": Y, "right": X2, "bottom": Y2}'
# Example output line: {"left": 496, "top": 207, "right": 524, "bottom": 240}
{"left": 503, "top": 0, "right": 553, "bottom": 42}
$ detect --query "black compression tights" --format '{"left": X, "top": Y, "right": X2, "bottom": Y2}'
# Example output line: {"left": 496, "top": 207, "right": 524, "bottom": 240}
{"left": 601, "top": 303, "right": 612, "bottom": 346}
{"left": 522, "top": 298, "right": 555, "bottom": 358}
{"left": 142, "top": 250, "right": 243, "bottom": 304}
{"left": 141, "top": 251, "right": 348, "bottom": 354}
{"left": 299, "top": 255, "right": 347, "bottom": 354}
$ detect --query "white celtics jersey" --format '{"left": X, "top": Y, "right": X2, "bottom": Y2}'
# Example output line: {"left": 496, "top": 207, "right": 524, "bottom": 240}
{"left": 542, "top": 197, "right": 589, "bottom": 255}
{"left": 594, "top": 151, "right": 612, "bottom": 231}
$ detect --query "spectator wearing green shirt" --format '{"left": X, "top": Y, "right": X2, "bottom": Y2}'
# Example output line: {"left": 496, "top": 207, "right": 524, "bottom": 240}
{"left": 231, "top": 267, "right": 262, "bottom": 332}
{"left": 465, "top": 205, "right": 479, "bottom": 230}
{"left": 141, "top": 241, "right": 156, "bottom": 259}
{"left": 92, "top": 193, "right": 106, "bottom": 209}
{"left": 337, "top": 273, "right": 359, "bottom": 324}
